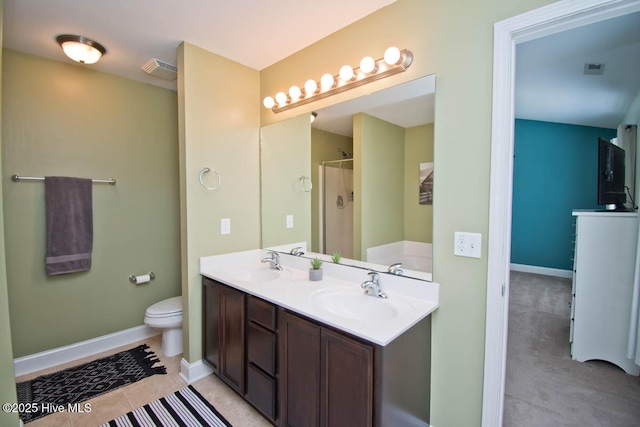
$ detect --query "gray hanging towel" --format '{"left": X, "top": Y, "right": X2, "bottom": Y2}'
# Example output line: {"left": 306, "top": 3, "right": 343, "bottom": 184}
{"left": 45, "top": 176, "right": 93, "bottom": 275}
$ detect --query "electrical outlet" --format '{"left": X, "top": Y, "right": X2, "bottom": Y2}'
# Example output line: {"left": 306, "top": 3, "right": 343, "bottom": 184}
{"left": 286, "top": 215, "right": 294, "bottom": 229}
{"left": 220, "top": 218, "right": 231, "bottom": 235}
{"left": 454, "top": 232, "right": 481, "bottom": 258}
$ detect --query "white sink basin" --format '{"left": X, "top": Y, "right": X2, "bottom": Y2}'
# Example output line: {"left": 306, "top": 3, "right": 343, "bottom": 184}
{"left": 310, "top": 287, "right": 414, "bottom": 321}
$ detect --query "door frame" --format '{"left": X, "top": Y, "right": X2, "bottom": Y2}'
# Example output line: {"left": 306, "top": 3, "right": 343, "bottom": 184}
{"left": 482, "top": 0, "right": 640, "bottom": 425}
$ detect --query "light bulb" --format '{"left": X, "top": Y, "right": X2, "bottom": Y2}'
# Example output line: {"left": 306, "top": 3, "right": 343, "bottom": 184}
{"left": 275, "top": 91, "right": 288, "bottom": 106}
{"left": 384, "top": 47, "right": 402, "bottom": 65}
{"left": 304, "top": 79, "right": 318, "bottom": 95}
{"left": 289, "top": 85, "right": 302, "bottom": 101}
{"left": 320, "top": 73, "right": 335, "bottom": 90}
{"left": 339, "top": 65, "right": 354, "bottom": 82}
{"left": 263, "top": 96, "right": 275, "bottom": 109}
{"left": 360, "top": 56, "right": 377, "bottom": 74}
{"left": 61, "top": 42, "right": 103, "bottom": 64}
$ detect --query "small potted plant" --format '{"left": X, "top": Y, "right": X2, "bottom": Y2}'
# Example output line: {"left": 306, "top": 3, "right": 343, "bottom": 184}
{"left": 332, "top": 252, "right": 342, "bottom": 264}
{"left": 309, "top": 257, "right": 323, "bottom": 281}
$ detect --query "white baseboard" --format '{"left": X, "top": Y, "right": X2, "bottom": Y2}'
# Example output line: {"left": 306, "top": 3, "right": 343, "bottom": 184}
{"left": 179, "top": 358, "right": 213, "bottom": 384}
{"left": 14, "top": 325, "right": 160, "bottom": 377}
{"left": 510, "top": 263, "right": 573, "bottom": 279}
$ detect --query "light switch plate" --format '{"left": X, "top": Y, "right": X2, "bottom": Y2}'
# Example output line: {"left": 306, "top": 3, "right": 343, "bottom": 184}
{"left": 454, "top": 232, "right": 481, "bottom": 258}
{"left": 221, "top": 218, "right": 231, "bottom": 235}
{"left": 286, "top": 215, "right": 294, "bottom": 229}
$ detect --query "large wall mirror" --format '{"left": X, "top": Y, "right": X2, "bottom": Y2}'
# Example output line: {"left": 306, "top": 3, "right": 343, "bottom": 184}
{"left": 261, "top": 75, "right": 435, "bottom": 280}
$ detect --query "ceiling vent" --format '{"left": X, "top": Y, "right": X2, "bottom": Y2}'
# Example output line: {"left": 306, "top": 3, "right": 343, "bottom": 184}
{"left": 142, "top": 58, "right": 177, "bottom": 80}
{"left": 583, "top": 63, "right": 605, "bottom": 75}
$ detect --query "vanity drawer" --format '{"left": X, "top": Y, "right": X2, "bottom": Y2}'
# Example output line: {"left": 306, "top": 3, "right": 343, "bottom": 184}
{"left": 247, "top": 323, "right": 276, "bottom": 376}
{"left": 248, "top": 295, "right": 276, "bottom": 331}
{"left": 246, "top": 364, "right": 276, "bottom": 421}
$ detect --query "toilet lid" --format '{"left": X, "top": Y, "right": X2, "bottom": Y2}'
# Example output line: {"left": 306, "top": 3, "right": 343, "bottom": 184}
{"left": 146, "top": 296, "right": 182, "bottom": 317}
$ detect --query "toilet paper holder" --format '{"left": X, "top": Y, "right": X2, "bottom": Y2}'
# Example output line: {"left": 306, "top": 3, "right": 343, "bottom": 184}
{"left": 129, "top": 272, "right": 156, "bottom": 284}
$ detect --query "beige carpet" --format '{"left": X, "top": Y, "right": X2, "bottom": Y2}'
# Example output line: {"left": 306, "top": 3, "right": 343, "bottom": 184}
{"left": 504, "top": 271, "right": 640, "bottom": 426}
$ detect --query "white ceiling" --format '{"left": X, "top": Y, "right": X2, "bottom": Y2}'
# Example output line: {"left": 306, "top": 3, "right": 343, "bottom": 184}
{"left": 2, "top": 0, "right": 396, "bottom": 90}
{"left": 516, "top": 11, "right": 640, "bottom": 129}
{"left": 3, "top": 2, "right": 638, "bottom": 131}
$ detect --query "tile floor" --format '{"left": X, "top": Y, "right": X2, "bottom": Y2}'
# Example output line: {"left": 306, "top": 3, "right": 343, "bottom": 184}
{"left": 16, "top": 335, "right": 272, "bottom": 427}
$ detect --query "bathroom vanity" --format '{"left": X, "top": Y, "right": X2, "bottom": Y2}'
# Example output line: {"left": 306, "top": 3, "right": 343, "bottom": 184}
{"left": 200, "top": 249, "right": 439, "bottom": 427}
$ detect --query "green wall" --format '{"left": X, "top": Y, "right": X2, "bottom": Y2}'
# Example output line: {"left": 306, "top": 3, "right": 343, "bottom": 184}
{"left": 261, "top": 114, "right": 311, "bottom": 248}
{"left": 310, "top": 128, "right": 353, "bottom": 252}
{"left": 405, "top": 123, "right": 433, "bottom": 243}
{"left": 259, "top": 0, "right": 554, "bottom": 424}
{"left": 355, "top": 113, "right": 405, "bottom": 260}
{"left": 2, "top": 50, "right": 181, "bottom": 357}
{"left": 0, "top": 0, "right": 563, "bottom": 424}
{"left": 177, "top": 42, "right": 260, "bottom": 362}
{"left": 0, "top": 1, "right": 20, "bottom": 424}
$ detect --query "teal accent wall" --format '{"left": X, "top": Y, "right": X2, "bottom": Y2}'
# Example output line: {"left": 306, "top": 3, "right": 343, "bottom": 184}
{"left": 511, "top": 119, "right": 617, "bottom": 270}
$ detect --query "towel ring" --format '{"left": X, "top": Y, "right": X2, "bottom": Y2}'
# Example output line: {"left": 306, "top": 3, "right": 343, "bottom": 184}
{"left": 199, "top": 167, "right": 221, "bottom": 190}
{"left": 299, "top": 175, "right": 312, "bottom": 192}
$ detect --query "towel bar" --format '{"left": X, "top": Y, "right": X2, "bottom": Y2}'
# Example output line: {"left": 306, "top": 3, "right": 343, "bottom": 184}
{"left": 11, "top": 174, "right": 116, "bottom": 185}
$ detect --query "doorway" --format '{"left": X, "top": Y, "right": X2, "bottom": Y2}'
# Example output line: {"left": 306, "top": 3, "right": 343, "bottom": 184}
{"left": 483, "top": 1, "right": 640, "bottom": 426}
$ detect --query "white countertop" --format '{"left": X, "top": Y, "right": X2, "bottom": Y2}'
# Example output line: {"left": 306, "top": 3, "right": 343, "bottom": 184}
{"left": 200, "top": 249, "right": 439, "bottom": 346}
{"left": 573, "top": 209, "right": 638, "bottom": 217}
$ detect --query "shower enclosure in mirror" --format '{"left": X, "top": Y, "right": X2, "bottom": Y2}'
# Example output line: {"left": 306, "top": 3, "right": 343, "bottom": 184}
{"left": 320, "top": 158, "right": 354, "bottom": 259}
{"left": 260, "top": 75, "right": 435, "bottom": 280}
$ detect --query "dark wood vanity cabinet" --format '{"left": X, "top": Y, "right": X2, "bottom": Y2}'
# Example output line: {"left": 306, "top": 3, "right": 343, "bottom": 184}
{"left": 203, "top": 277, "right": 278, "bottom": 423}
{"left": 246, "top": 295, "right": 278, "bottom": 422}
{"left": 203, "top": 276, "right": 431, "bottom": 427}
{"left": 202, "top": 277, "right": 246, "bottom": 394}
{"left": 279, "top": 310, "right": 321, "bottom": 426}
{"left": 320, "top": 328, "right": 374, "bottom": 427}
{"left": 279, "top": 309, "right": 374, "bottom": 427}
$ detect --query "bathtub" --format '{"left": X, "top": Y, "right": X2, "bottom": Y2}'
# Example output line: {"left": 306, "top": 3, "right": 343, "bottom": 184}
{"left": 366, "top": 241, "right": 432, "bottom": 274}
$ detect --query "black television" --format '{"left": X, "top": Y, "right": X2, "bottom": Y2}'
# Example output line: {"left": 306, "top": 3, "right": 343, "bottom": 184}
{"left": 597, "top": 138, "right": 627, "bottom": 211}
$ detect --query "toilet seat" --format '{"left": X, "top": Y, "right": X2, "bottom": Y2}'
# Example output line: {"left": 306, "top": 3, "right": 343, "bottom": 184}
{"left": 145, "top": 296, "right": 182, "bottom": 318}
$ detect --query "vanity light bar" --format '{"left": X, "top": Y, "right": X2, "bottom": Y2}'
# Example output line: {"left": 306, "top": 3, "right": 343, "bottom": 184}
{"left": 263, "top": 47, "right": 413, "bottom": 114}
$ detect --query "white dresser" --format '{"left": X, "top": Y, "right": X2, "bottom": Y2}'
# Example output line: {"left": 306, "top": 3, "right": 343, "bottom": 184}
{"left": 571, "top": 210, "right": 640, "bottom": 375}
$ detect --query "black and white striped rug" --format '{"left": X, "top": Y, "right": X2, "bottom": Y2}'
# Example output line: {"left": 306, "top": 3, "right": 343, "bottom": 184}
{"left": 100, "top": 385, "right": 232, "bottom": 427}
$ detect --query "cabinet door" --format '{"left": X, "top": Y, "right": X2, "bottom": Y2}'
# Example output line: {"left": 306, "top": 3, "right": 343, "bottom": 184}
{"left": 320, "top": 329, "right": 373, "bottom": 427}
{"left": 219, "top": 285, "right": 246, "bottom": 394}
{"left": 279, "top": 310, "right": 321, "bottom": 427}
{"left": 202, "top": 278, "right": 220, "bottom": 372}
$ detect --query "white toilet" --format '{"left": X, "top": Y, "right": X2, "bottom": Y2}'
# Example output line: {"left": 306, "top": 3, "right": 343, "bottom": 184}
{"left": 144, "top": 296, "right": 183, "bottom": 357}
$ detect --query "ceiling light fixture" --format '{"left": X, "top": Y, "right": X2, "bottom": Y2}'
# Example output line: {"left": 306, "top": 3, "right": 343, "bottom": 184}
{"left": 56, "top": 34, "right": 106, "bottom": 64}
{"left": 263, "top": 47, "right": 413, "bottom": 113}
{"left": 310, "top": 112, "right": 318, "bottom": 123}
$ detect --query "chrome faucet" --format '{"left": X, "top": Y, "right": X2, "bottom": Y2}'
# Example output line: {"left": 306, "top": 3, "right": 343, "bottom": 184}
{"left": 388, "top": 262, "right": 404, "bottom": 275}
{"left": 361, "top": 272, "right": 388, "bottom": 299}
{"left": 261, "top": 251, "right": 283, "bottom": 270}
{"left": 290, "top": 247, "right": 305, "bottom": 256}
